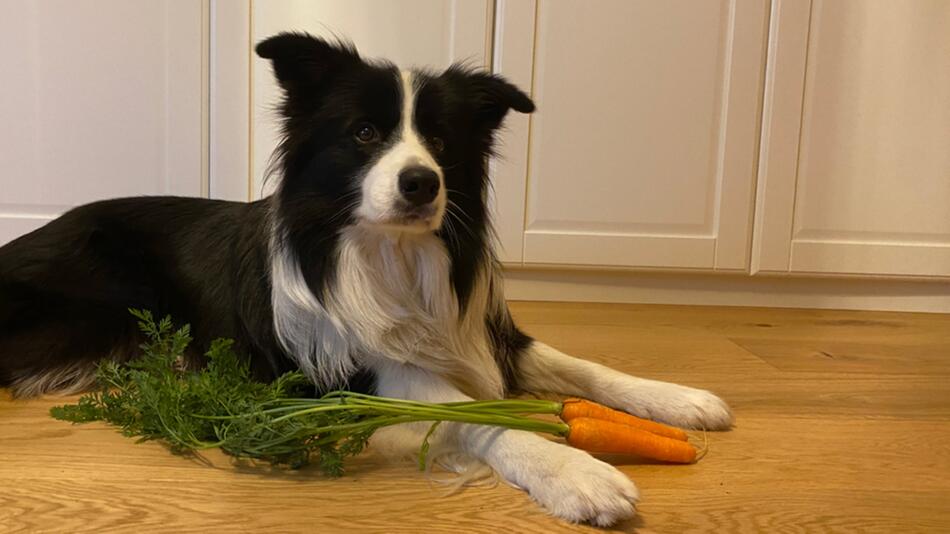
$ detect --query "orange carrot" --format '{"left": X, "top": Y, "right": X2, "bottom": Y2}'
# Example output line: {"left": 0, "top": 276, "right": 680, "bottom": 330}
{"left": 560, "top": 398, "right": 688, "bottom": 441}
{"left": 566, "top": 417, "right": 697, "bottom": 463}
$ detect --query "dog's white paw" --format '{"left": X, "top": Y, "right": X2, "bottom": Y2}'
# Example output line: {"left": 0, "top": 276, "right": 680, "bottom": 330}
{"left": 611, "top": 380, "right": 734, "bottom": 430}
{"left": 513, "top": 442, "right": 639, "bottom": 526}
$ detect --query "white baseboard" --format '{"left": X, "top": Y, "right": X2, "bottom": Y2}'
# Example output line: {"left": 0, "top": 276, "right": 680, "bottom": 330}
{"left": 503, "top": 268, "right": 950, "bottom": 313}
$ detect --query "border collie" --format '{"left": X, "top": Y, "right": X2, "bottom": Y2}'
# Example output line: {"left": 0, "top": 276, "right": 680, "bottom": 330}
{"left": 0, "top": 33, "right": 732, "bottom": 525}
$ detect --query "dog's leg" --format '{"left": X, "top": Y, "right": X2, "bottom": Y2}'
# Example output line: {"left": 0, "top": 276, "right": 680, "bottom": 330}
{"left": 371, "top": 359, "right": 639, "bottom": 526}
{"left": 516, "top": 341, "right": 734, "bottom": 430}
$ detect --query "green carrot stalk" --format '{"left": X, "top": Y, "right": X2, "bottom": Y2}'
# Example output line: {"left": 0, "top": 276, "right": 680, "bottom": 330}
{"left": 49, "top": 310, "right": 698, "bottom": 475}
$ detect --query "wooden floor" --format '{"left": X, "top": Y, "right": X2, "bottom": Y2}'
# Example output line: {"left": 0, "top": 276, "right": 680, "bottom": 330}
{"left": 2, "top": 302, "right": 950, "bottom": 533}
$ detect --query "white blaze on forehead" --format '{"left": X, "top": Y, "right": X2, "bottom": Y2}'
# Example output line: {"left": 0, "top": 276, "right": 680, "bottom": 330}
{"left": 356, "top": 69, "right": 446, "bottom": 229}
{"left": 398, "top": 70, "right": 440, "bottom": 169}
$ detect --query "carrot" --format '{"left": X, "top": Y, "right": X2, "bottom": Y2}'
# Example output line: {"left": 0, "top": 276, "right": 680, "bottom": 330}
{"left": 566, "top": 417, "right": 697, "bottom": 463}
{"left": 560, "top": 398, "right": 688, "bottom": 441}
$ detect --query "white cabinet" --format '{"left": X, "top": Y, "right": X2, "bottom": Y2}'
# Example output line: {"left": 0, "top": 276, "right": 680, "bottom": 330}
{"left": 0, "top": 0, "right": 205, "bottom": 246}
{"left": 753, "top": 0, "right": 950, "bottom": 278}
{"left": 495, "top": 0, "right": 949, "bottom": 279}
{"left": 1, "top": 1, "right": 946, "bottom": 283}
{"left": 493, "top": 0, "right": 770, "bottom": 270}
{"left": 250, "top": 0, "right": 493, "bottom": 199}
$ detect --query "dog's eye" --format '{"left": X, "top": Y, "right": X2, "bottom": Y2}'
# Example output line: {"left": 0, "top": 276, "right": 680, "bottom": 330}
{"left": 354, "top": 123, "right": 379, "bottom": 144}
{"left": 430, "top": 137, "right": 445, "bottom": 153}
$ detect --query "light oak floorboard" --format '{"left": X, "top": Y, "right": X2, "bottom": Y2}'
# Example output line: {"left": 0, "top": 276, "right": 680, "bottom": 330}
{"left": 2, "top": 302, "right": 949, "bottom": 533}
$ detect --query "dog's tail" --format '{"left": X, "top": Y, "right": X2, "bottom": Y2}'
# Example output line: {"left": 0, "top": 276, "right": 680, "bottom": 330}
{"left": 4, "top": 361, "right": 99, "bottom": 399}
{"left": 0, "top": 288, "right": 129, "bottom": 399}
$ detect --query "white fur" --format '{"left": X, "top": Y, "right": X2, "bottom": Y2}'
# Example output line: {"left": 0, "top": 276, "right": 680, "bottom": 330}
{"left": 271, "top": 225, "right": 503, "bottom": 399}
{"left": 371, "top": 360, "right": 639, "bottom": 526}
{"left": 356, "top": 70, "right": 446, "bottom": 232}
{"left": 518, "top": 342, "right": 734, "bottom": 430}
{"left": 10, "top": 361, "right": 98, "bottom": 398}
{"left": 270, "top": 233, "right": 357, "bottom": 390}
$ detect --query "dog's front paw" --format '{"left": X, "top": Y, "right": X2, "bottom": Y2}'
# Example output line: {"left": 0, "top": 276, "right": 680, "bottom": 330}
{"left": 612, "top": 381, "right": 734, "bottom": 430}
{"left": 514, "top": 443, "right": 639, "bottom": 526}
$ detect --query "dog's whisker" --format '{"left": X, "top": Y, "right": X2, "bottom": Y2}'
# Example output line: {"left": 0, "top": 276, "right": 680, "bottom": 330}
{"left": 446, "top": 199, "right": 475, "bottom": 223}
{"left": 445, "top": 188, "right": 473, "bottom": 201}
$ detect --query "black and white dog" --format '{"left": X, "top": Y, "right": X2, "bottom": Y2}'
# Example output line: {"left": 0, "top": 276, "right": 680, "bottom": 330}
{"left": 0, "top": 33, "right": 732, "bottom": 525}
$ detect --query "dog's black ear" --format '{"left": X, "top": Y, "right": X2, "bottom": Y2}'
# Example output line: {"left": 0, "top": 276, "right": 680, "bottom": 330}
{"left": 255, "top": 32, "right": 359, "bottom": 92}
{"left": 458, "top": 68, "right": 535, "bottom": 130}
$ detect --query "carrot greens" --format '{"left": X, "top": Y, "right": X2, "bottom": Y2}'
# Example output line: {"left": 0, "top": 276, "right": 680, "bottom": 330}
{"left": 50, "top": 310, "right": 568, "bottom": 475}
{"left": 51, "top": 311, "right": 699, "bottom": 475}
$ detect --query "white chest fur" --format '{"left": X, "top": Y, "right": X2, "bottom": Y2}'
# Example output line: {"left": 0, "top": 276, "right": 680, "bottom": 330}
{"left": 271, "top": 226, "right": 504, "bottom": 399}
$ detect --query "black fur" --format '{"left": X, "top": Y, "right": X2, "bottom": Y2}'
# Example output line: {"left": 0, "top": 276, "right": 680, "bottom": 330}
{"left": 0, "top": 198, "right": 288, "bottom": 385}
{"left": 0, "top": 33, "right": 535, "bottom": 398}
{"left": 413, "top": 65, "right": 534, "bottom": 310}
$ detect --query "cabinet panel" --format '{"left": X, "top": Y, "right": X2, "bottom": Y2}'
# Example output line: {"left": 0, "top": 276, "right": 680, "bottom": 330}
{"left": 490, "top": 0, "right": 536, "bottom": 263}
{"left": 0, "top": 0, "right": 205, "bottom": 246}
{"left": 753, "top": 0, "right": 950, "bottom": 277}
{"left": 250, "top": 0, "right": 492, "bottom": 199}
{"left": 514, "top": 0, "right": 768, "bottom": 269}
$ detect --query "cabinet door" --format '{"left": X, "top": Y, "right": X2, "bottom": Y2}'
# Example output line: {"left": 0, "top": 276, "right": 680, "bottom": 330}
{"left": 250, "top": 0, "right": 493, "bottom": 199}
{"left": 0, "top": 0, "right": 205, "bottom": 246}
{"left": 494, "top": 0, "right": 769, "bottom": 269}
{"left": 753, "top": 0, "right": 950, "bottom": 278}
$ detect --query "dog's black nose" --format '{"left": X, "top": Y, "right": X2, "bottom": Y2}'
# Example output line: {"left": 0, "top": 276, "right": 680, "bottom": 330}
{"left": 398, "top": 167, "right": 440, "bottom": 206}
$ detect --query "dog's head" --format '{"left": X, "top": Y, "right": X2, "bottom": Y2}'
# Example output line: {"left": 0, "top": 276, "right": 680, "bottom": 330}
{"left": 257, "top": 32, "right": 534, "bottom": 237}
